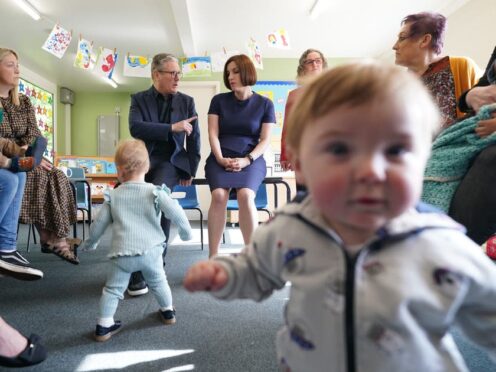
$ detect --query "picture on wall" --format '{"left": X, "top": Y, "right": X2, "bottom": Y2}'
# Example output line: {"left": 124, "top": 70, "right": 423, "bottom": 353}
{"left": 18, "top": 79, "right": 54, "bottom": 162}
{"left": 253, "top": 80, "right": 297, "bottom": 174}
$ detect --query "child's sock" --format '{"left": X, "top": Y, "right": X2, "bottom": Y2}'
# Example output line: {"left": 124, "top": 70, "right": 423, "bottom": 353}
{"left": 97, "top": 317, "right": 115, "bottom": 328}
{"left": 25, "top": 136, "right": 47, "bottom": 166}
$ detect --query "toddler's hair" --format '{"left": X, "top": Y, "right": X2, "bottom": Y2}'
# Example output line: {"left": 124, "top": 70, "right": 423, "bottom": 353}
{"left": 114, "top": 139, "right": 150, "bottom": 177}
{"left": 286, "top": 61, "right": 441, "bottom": 155}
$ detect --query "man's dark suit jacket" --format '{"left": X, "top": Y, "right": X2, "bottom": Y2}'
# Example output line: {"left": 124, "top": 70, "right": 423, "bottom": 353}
{"left": 129, "top": 86, "right": 201, "bottom": 178}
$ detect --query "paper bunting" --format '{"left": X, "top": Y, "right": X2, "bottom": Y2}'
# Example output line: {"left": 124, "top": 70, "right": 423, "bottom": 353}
{"left": 42, "top": 24, "right": 72, "bottom": 59}
{"left": 210, "top": 50, "right": 239, "bottom": 72}
{"left": 123, "top": 54, "right": 151, "bottom": 78}
{"left": 246, "top": 38, "right": 263, "bottom": 70}
{"left": 96, "top": 48, "right": 118, "bottom": 79}
{"left": 181, "top": 57, "right": 212, "bottom": 77}
{"left": 266, "top": 28, "right": 291, "bottom": 49}
{"left": 74, "top": 38, "right": 97, "bottom": 70}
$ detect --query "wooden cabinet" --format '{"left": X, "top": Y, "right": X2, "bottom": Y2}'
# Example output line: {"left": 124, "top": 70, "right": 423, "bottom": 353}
{"left": 54, "top": 155, "right": 118, "bottom": 203}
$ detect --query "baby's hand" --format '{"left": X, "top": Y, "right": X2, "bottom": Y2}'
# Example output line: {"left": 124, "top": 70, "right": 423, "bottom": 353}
{"left": 184, "top": 261, "right": 228, "bottom": 292}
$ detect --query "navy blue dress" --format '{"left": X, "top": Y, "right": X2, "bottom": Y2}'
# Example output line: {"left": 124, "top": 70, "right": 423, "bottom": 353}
{"left": 205, "top": 92, "right": 275, "bottom": 191}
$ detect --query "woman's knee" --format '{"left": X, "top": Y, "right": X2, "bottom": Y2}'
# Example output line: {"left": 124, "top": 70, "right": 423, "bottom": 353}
{"left": 236, "top": 188, "right": 255, "bottom": 208}
{"left": 211, "top": 189, "right": 229, "bottom": 205}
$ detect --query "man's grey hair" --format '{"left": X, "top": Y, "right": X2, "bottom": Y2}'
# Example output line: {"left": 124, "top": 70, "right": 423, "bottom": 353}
{"left": 151, "top": 53, "right": 179, "bottom": 74}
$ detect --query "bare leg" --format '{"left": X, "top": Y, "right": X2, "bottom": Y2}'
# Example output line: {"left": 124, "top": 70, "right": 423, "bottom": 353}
{"left": 237, "top": 188, "right": 257, "bottom": 245}
{"left": 207, "top": 188, "right": 229, "bottom": 258}
{"left": 0, "top": 317, "right": 27, "bottom": 358}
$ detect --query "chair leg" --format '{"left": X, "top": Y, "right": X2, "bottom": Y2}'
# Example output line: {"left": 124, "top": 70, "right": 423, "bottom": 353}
{"left": 199, "top": 209, "right": 204, "bottom": 251}
{"left": 26, "top": 224, "right": 31, "bottom": 252}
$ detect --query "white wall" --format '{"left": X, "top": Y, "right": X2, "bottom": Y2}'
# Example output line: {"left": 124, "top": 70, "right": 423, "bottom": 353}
{"left": 444, "top": 0, "right": 495, "bottom": 69}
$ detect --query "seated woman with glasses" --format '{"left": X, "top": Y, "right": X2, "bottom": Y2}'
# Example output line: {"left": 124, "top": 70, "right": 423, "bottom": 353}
{"left": 393, "top": 11, "right": 481, "bottom": 130}
{"left": 280, "top": 48, "right": 327, "bottom": 174}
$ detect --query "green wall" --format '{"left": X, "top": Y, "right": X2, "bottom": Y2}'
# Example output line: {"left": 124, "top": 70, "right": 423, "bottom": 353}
{"left": 60, "top": 57, "right": 348, "bottom": 156}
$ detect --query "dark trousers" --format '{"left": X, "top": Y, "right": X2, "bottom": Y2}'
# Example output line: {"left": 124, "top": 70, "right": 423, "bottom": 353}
{"left": 146, "top": 161, "right": 181, "bottom": 257}
{"left": 449, "top": 144, "right": 496, "bottom": 245}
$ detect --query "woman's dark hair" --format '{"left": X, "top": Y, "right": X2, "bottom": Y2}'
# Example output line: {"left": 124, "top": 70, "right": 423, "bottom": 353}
{"left": 223, "top": 54, "right": 257, "bottom": 90}
{"left": 401, "top": 12, "right": 446, "bottom": 54}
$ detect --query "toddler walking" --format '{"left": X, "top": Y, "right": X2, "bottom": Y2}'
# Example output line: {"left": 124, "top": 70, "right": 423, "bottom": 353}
{"left": 184, "top": 62, "right": 496, "bottom": 371}
{"left": 81, "top": 139, "right": 192, "bottom": 341}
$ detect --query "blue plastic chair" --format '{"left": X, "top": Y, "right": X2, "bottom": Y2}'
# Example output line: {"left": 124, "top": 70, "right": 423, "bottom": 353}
{"left": 173, "top": 185, "right": 204, "bottom": 250}
{"left": 226, "top": 183, "right": 272, "bottom": 219}
{"left": 68, "top": 167, "right": 92, "bottom": 239}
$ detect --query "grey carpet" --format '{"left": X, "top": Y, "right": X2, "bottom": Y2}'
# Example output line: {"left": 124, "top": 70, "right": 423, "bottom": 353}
{"left": 2, "top": 223, "right": 494, "bottom": 371}
{"left": 2, "top": 224, "right": 285, "bottom": 371}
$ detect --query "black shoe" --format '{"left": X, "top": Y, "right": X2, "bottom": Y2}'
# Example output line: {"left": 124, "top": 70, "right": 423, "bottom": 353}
{"left": 94, "top": 321, "right": 122, "bottom": 342}
{"left": 0, "top": 334, "right": 47, "bottom": 368}
{"left": 159, "top": 308, "right": 176, "bottom": 325}
{"left": 127, "top": 271, "right": 148, "bottom": 296}
{"left": 0, "top": 251, "right": 43, "bottom": 281}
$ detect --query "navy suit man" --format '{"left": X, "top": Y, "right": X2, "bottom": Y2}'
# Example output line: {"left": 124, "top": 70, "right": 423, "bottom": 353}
{"left": 127, "top": 53, "right": 201, "bottom": 296}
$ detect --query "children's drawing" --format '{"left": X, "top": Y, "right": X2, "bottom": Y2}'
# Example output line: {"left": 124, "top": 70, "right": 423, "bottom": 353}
{"left": 96, "top": 48, "right": 118, "bottom": 79}
{"left": 266, "top": 28, "right": 291, "bottom": 49}
{"left": 42, "top": 24, "right": 72, "bottom": 59}
{"left": 74, "top": 38, "right": 96, "bottom": 70}
{"left": 246, "top": 38, "right": 263, "bottom": 70}
{"left": 123, "top": 54, "right": 151, "bottom": 78}
{"left": 181, "top": 57, "right": 212, "bottom": 77}
{"left": 211, "top": 50, "right": 239, "bottom": 72}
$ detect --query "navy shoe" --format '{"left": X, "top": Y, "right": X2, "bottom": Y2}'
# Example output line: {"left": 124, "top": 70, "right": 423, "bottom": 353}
{"left": 159, "top": 308, "right": 176, "bottom": 325}
{"left": 127, "top": 271, "right": 148, "bottom": 296}
{"left": 94, "top": 321, "right": 122, "bottom": 342}
{"left": 0, "top": 334, "right": 47, "bottom": 368}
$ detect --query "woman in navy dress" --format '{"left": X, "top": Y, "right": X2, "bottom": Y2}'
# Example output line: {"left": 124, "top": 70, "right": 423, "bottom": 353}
{"left": 205, "top": 54, "right": 275, "bottom": 257}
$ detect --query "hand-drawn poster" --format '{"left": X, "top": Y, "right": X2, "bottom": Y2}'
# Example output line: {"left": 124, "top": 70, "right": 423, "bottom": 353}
{"left": 18, "top": 79, "right": 54, "bottom": 162}
{"left": 74, "top": 38, "right": 96, "bottom": 70}
{"left": 123, "top": 54, "right": 151, "bottom": 78}
{"left": 253, "top": 81, "right": 297, "bottom": 173}
{"left": 181, "top": 57, "right": 212, "bottom": 77}
{"left": 211, "top": 50, "right": 239, "bottom": 72}
{"left": 42, "top": 24, "right": 72, "bottom": 59}
{"left": 246, "top": 38, "right": 263, "bottom": 70}
{"left": 96, "top": 48, "right": 118, "bottom": 79}
{"left": 266, "top": 28, "right": 291, "bottom": 49}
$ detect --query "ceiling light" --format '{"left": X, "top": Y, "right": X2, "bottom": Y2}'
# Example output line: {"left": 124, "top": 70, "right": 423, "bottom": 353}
{"left": 14, "top": 0, "right": 41, "bottom": 21}
{"left": 104, "top": 78, "right": 118, "bottom": 88}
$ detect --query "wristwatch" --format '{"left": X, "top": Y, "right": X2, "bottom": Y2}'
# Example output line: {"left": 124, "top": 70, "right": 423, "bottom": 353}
{"left": 247, "top": 154, "right": 254, "bottom": 164}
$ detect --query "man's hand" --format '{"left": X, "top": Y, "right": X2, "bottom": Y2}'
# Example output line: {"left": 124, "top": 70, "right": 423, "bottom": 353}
{"left": 466, "top": 85, "right": 496, "bottom": 113}
{"left": 475, "top": 113, "right": 496, "bottom": 138}
{"left": 183, "top": 260, "right": 228, "bottom": 292}
{"left": 171, "top": 116, "right": 197, "bottom": 136}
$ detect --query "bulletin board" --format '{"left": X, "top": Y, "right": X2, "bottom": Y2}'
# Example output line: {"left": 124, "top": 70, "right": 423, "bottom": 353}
{"left": 253, "top": 81, "right": 297, "bottom": 174}
{"left": 18, "top": 78, "right": 54, "bottom": 162}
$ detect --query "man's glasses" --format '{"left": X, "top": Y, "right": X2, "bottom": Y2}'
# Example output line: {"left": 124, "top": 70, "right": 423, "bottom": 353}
{"left": 303, "top": 58, "right": 323, "bottom": 66}
{"left": 157, "top": 70, "right": 183, "bottom": 78}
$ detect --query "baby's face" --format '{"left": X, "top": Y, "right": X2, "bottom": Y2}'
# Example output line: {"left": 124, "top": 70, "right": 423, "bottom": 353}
{"left": 293, "top": 101, "right": 430, "bottom": 244}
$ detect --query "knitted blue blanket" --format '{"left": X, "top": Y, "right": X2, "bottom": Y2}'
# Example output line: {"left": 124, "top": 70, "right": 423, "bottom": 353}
{"left": 422, "top": 104, "right": 496, "bottom": 212}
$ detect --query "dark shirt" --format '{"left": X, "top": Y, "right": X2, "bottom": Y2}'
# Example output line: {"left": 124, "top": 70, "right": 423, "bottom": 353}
{"left": 152, "top": 87, "right": 175, "bottom": 159}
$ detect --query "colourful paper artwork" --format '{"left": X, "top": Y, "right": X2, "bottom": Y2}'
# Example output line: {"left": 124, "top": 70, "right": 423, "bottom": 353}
{"left": 74, "top": 38, "right": 97, "bottom": 70}
{"left": 246, "top": 38, "right": 263, "bottom": 70}
{"left": 18, "top": 78, "right": 55, "bottom": 162}
{"left": 266, "top": 28, "right": 291, "bottom": 49}
{"left": 96, "top": 48, "right": 118, "bottom": 79}
{"left": 123, "top": 54, "right": 151, "bottom": 78}
{"left": 42, "top": 24, "right": 72, "bottom": 59}
{"left": 210, "top": 50, "right": 239, "bottom": 72}
{"left": 181, "top": 57, "right": 212, "bottom": 77}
